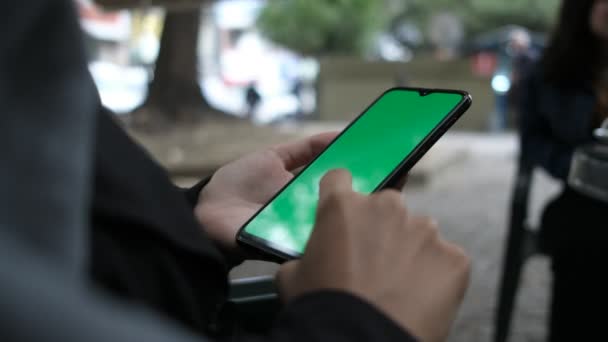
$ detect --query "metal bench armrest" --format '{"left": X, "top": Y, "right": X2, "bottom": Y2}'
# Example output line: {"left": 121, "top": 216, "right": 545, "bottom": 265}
{"left": 229, "top": 276, "right": 280, "bottom": 333}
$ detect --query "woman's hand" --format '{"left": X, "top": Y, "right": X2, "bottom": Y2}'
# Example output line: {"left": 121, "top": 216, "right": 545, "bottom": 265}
{"left": 194, "top": 132, "right": 338, "bottom": 261}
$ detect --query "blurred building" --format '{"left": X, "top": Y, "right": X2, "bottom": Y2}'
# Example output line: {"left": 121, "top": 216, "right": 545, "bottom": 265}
{"left": 77, "top": 0, "right": 152, "bottom": 113}
{"left": 78, "top": 0, "right": 315, "bottom": 122}
{"left": 202, "top": 0, "right": 317, "bottom": 123}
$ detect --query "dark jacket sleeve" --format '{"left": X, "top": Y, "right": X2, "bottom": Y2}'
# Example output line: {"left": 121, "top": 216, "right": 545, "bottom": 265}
{"left": 93, "top": 233, "right": 416, "bottom": 341}
{"left": 519, "top": 71, "right": 574, "bottom": 180}
{"left": 3, "top": 234, "right": 417, "bottom": 342}
{"left": 91, "top": 226, "right": 229, "bottom": 336}
{"left": 183, "top": 177, "right": 212, "bottom": 207}
{"left": 92, "top": 220, "right": 416, "bottom": 341}
{"left": 258, "top": 291, "right": 417, "bottom": 342}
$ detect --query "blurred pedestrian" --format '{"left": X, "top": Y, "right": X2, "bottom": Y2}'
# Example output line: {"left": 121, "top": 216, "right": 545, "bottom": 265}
{"left": 245, "top": 81, "right": 261, "bottom": 119}
{"left": 491, "top": 28, "right": 536, "bottom": 131}
{"left": 519, "top": 0, "right": 608, "bottom": 340}
{"left": 507, "top": 29, "right": 537, "bottom": 112}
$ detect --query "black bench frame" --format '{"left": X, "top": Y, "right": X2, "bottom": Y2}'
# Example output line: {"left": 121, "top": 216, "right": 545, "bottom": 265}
{"left": 494, "top": 159, "right": 545, "bottom": 342}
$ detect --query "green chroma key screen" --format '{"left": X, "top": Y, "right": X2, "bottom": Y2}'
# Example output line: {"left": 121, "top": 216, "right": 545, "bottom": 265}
{"left": 242, "top": 89, "right": 465, "bottom": 255}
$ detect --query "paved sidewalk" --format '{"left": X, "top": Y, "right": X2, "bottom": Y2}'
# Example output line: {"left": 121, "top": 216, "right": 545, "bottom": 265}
{"left": 230, "top": 133, "right": 562, "bottom": 342}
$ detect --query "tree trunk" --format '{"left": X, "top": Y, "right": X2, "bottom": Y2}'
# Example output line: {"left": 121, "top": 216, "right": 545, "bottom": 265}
{"left": 132, "top": 9, "right": 215, "bottom": 128}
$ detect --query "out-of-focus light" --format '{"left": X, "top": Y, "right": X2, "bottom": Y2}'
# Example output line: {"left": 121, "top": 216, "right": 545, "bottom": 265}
{"left": 491, "top": 74, "right": 511, "bottom": 94}
{"left": 214, "top": 0, "right": 265, "bottom": 29}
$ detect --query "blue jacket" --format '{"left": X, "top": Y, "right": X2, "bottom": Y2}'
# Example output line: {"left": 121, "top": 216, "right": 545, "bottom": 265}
{"left": 519, "top": 67, "right": 597, "bottom": 181}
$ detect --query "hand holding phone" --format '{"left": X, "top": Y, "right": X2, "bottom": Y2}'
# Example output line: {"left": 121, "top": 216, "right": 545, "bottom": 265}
{"left": 237, "top": 87, "right": 471, "bottom": 260}
{"left": 276, "top": 169, "right": 471, "bottom": 341}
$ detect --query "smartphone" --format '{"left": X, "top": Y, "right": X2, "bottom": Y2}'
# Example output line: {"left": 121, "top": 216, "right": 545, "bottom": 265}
{"left": 236, "top": 87, "right": 471, "bottom": 261}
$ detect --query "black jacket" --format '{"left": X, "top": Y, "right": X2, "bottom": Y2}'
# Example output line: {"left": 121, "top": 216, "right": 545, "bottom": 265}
{"left": 519, "top": 66, "right": 596, "bottom": 180}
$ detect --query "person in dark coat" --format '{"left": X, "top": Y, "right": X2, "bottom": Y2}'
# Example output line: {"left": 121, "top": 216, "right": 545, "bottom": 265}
{"left": 0, "top": 1, "right": 470, "bottom": 341}
{"left": 519, "top": 0, "right": 608, "bottom": 340}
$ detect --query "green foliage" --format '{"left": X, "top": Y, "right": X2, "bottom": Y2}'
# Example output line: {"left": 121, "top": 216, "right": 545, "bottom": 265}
{"left": 397, "top": 0, "right": 561, "bottom": 37}
{"left": 462, "top": 0, "right": 561, "bottom": 35}
{"left": 257, "top": 0, "right": 386, "bottom": 56}
{"left": 257, "top": 0, "right": 561, "bottom": 55}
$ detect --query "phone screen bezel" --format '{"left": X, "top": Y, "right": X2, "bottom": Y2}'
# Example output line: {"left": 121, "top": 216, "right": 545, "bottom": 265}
{"left": 236, "top": 87, "right": 472, "bottom": 261}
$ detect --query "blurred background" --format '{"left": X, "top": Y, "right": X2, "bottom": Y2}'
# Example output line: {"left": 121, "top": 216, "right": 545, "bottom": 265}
{"left": 81, "top": 0, "right": 565, "bottom": 340}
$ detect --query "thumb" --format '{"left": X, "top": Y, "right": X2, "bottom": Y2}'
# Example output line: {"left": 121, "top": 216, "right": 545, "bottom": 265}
{"left": 272, "top": 131, "right": 339, "bottom": 171}
{"left": 276, "top": 260, "right": 300, "bottom": 302}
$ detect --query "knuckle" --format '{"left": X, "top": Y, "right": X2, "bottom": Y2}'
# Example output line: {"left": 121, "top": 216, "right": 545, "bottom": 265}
{"left": 418, "top": 215, "right": 437, "bottom": 227}
{"left": 387, "top": 192, "right": 405, "bottom": 209}
{"left": 376, "top": 190, "right": 406, "bottom": 211}
{"left": 453, "top": 246, "right": 471, "bottom": 270}
{"left": 384, "top": 189, "right": 404, "bottom": 203}
{"left": 417, "top": 217, "right": 440, "bottom": 240}
{"left": 443, "top": 242, "right": 471, "bottom": 274}
{"left": 427, "top": 225, "right": 440, "bottom": 243}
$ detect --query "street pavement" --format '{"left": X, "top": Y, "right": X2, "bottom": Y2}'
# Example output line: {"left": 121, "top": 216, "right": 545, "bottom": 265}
{"left": 230, "top": 133, "right": 563, "bottom": 342}
{"left": 403, "top": 133, "right": 560, "bottom": 342}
